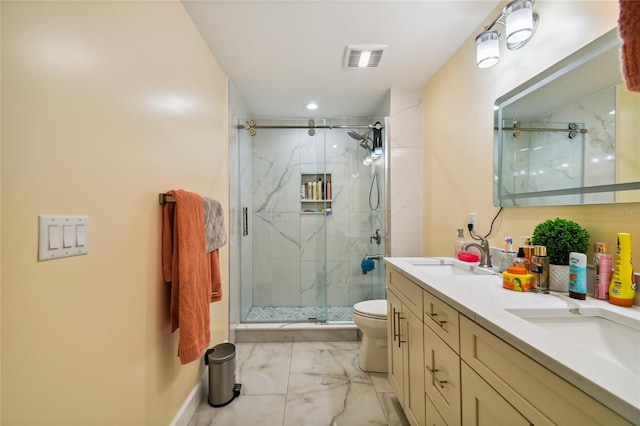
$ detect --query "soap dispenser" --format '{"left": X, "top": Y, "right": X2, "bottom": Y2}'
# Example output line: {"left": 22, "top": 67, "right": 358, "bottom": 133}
{"left": 513, "top": 247, "right": 531, "bottom": 272}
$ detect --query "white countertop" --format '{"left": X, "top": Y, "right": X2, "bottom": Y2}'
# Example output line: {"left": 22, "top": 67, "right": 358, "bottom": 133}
{"left": 384, "top": 256, "right": 640, "bottom": 424}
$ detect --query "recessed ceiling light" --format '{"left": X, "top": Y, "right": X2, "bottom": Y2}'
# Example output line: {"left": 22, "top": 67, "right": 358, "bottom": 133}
{"left": 305, "top": 102, "right": 318, "bottom": 110}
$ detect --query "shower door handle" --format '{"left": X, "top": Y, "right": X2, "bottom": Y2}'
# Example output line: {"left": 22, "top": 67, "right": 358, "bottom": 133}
{"left": 242, "top": 207, "right": 248, "bottom": 236}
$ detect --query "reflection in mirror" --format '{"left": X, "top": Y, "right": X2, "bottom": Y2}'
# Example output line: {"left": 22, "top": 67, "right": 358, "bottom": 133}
{"left": 494, "top": 29, "right": 640, "bottom": 207}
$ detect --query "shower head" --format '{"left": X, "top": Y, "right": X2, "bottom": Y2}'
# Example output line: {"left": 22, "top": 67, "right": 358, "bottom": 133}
{"left": 347, "top": 130, "right": 366, "bottom": 141}
{"left": 348, "top": 130, "right": 372, "bottom": 150}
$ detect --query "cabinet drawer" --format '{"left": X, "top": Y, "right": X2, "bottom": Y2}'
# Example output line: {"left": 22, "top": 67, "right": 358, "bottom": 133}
{"left": 387, "top": 268, "right": 423, "bottom": 317}
{"left": 423, "top": 290, "right": 460, "bottom": 354}
{"left": 424, "top": 325, "right": 461, "bottom": 426}
{"left": 425, "top": 393, "right": 448, "bottom": 426}
{"left": 461, "top": 362, "right": 532, "bottom": 426}
{"left": 460, "top": 316, "right": 632, "bottom": 426}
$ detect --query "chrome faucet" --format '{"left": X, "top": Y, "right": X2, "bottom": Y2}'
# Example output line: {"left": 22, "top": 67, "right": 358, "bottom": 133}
{"left": 361, "top": 254, "right": 384, "bottom": 274}
{"left": 462, "top": 237, "right": 492, "bottom": 268}
{"left": 363, "top": 254, "right": 383, "bottom": 260}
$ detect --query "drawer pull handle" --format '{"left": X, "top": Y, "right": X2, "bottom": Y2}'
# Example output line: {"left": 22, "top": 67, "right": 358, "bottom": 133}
{"left": 426, "top": 366, "right": 448, "bottom": 389}
{"left": 428, "top": 312, "right": 447, "bottom": 328}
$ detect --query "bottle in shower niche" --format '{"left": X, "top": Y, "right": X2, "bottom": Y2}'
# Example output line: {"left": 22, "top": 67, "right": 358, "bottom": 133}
{"left": 531, "top": 245, "right": 549, "bottom": 294}
{"left": 454, "top": 228, "right": 465, "bottom": 256}
{"left": 593, "top": 242, "right": 612, "bottom": 300}
{"left": 568, "top": 252, "right": 587, "bottom": 300}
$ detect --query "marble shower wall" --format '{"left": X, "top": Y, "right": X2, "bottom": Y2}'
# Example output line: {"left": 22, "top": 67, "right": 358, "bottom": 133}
{"left": 248, "top": 119, "right": 386, "bottom": 310}
{"left": 389, "top": 89, "right": 423, "bottom": 257}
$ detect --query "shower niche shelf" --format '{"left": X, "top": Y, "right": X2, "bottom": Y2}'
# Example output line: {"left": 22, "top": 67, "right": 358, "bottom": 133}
{"left": 301, "top": 173, "right": 332, "bottom": 214}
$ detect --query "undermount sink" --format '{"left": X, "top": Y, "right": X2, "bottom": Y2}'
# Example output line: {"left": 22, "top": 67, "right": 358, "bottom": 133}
{"left": 507, "top": 307, "right": 640, "bottom": 374}
{"left": 410, "top": 263, "right": 478, "bottom": 276}
{"left": 408, "top": 258, "right": 499, "bottom": 277}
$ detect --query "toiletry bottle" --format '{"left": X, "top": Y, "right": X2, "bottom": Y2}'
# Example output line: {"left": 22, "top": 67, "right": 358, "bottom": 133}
{"left": 568, "top": 252, "right": 587, "bottom": 300}
{"left": 531, "top": 245, "right": 549, "bottom": 294}
{"left": 593, "top": 242, "right": 612, "bottom": 300}
{"left": 455, "top": 228, "right": 465, "bottom": 256}
{"left": 609, "top": 233, "right": 636, "bottom": 307}
{"left": 326, "top": 180, "right": 332, "bottom": 200}
{"left": 521, "top": 236, "right": 534, "bottom": 266}
{"left": 514, "top": 246, "right": 531, "bottom": 272}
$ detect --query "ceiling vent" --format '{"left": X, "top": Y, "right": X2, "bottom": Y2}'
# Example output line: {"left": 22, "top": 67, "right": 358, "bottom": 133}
{"left": 344, "top": 44, "right": 387, "bottom": 69}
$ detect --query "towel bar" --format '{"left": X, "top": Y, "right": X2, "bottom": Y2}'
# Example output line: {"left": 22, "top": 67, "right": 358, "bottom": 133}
{"left": 159, "top": 193, "right": 176, "bottom": 204}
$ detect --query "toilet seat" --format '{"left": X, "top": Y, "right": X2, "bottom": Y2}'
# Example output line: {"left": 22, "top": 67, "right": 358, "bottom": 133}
{"left": 353, "top": 300, "right": 387, "bottom": 320}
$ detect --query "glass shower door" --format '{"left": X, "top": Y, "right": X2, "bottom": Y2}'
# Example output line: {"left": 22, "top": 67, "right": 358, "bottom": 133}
{"left": 239, "top": 119, "right": 328, "bottom": 323}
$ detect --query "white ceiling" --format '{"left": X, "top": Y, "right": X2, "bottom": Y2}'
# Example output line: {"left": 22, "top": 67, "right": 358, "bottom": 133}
{"left": 182, "top": 1, "right": 501, "bottom": 119}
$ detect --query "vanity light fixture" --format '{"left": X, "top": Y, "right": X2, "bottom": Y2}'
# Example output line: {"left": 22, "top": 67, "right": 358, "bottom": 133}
{"left": 475, "top": 0, "right": 539, "bottom": 69}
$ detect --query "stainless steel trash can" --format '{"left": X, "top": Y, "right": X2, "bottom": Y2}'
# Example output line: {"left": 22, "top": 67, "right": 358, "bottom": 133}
{"left": 204, "top": 343, "right": 241, "bottom": 407}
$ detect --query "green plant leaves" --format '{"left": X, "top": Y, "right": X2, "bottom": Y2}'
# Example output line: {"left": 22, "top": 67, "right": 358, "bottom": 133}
{"left": 531, "top": 218, "right": 590, "bottom": 265}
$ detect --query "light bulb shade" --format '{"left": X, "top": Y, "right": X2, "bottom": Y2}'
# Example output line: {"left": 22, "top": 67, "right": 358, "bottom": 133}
{"left": 505, "top": 0, "right": 533, "bottom": 44}
{"left": 476, "top": 31, "right": 500, "bottom": 69}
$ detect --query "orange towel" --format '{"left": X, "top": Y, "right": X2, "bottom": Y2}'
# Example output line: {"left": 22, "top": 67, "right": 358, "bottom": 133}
{"left": 162, "top": 189, "right": 218, "bottom": 364}
{"left": 619, "top": 0, "right": 640, "bottom": 92}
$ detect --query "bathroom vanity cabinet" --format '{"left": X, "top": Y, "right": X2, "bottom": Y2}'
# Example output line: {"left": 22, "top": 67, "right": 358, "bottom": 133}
{"left": 385, "top": 264, "right": 633, "bottom": 426}
{"left": 387, "top": 268, "right": 425, "bottom": 426}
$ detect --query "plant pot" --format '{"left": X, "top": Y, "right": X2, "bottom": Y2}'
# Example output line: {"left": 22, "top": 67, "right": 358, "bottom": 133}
{"left": 549, "top": 264, "right": 570, "bottom": 292}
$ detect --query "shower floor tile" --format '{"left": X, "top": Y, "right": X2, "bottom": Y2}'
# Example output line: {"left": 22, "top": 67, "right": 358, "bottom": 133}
{"left": 245, "top": 306, "right": 353, "bottom": 323}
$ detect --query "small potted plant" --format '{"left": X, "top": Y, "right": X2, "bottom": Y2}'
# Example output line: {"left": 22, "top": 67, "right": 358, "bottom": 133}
{"left": 531, "top": 218, "right": 590, "bottom": 291}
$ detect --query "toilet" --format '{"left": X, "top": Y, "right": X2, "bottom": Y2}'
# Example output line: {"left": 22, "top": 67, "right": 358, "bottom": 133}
{"left": 353, "top": 299, "right": 388, "bottom": 373}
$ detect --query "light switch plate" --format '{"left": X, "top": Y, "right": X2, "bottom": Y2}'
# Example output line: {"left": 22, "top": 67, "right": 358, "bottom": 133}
{"left": 38, "top": 215, "right": 89, "bottom": 261}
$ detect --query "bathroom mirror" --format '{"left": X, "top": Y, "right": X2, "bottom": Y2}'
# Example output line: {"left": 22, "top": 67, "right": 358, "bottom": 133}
{"left": 494, "top": 28, "right": 640, "bottom": 207}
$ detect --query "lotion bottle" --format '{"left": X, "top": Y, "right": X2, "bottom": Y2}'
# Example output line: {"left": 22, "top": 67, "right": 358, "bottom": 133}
{"left": 609, "top": 233, "right": 636, "bottom": 307}
{"left": 568, "top": 252, "right": 587, "bottom": 300}
{"left": 593, "top": 243, "right": 612, "bottom": 300}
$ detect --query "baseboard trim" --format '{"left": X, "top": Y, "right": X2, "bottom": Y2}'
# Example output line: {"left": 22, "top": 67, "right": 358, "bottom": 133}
{"left": 169, "top": 371, "right": 208, "bottom": 426}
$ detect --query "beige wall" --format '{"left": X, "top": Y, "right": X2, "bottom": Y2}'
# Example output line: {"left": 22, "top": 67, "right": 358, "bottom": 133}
{"left": 1, "top": 1, "right": 229, "bottom": 425}
{"left": 423, "top": 1, "right": 640, "bottom": 263}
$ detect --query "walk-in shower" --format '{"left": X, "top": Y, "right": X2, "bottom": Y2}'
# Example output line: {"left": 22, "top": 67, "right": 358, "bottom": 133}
{"left": 233, "top": 118, "right": 387, "bottom": 324}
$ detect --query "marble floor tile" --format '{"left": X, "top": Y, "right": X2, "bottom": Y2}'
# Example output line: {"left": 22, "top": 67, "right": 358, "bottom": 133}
{"left": 189, "top": 341, "right": 405, "bottom": 426}
{"left": 236, "top": 342, "right": 293, "bottom": 395}
{"left": 188, "top": 395, "right": 286, "bottom": 426}
{"left": 284, "top": 341, "right": 386, "bottom": 425}
{"left": 370, "top": 372, "right": 393, "bottom": 393}
{"left": 283, "top": 380, "right": 387, "bottom": 426}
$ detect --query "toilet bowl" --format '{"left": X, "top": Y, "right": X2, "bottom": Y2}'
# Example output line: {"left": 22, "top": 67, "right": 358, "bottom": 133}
{"left": 353, "top": 299, "right": 388, "bottom": 373}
